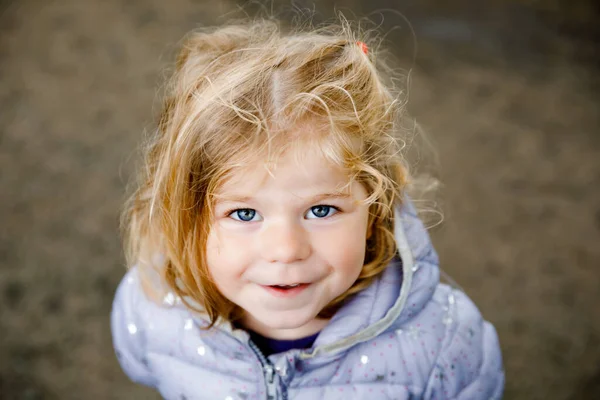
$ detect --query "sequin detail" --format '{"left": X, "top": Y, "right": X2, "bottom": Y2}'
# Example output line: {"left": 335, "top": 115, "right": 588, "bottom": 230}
{"left": 197, "top": 346, "right": 206, "bottom": 356}
{"left": 163, "top": 292, "right": 176, "bottom": 306}
{"left": 127, "top": 323, "right": 138, "bottom": 335}
{"left": 442, "top": 291, "right": 457, "bottom": 326}
{"left": 360, "top": 355, "right": 369, "bottom": 365}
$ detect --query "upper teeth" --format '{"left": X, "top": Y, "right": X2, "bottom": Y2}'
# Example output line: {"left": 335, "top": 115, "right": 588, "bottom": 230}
{"left": 277, "top": 284, "right": 300, "bottom": 288}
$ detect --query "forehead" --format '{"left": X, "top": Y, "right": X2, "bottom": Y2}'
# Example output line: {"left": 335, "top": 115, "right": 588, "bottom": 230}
{"left": 215, "top": 143, "right": 353, "bottom": 197}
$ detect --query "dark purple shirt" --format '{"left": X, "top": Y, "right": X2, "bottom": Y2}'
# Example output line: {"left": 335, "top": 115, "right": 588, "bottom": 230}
{"left": 248, "top": 330, "right": 320, "bottom": 357}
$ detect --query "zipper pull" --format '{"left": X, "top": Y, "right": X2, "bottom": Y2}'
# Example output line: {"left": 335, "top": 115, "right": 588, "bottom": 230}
{"left": 264, "top": 364, "right": 277, "bottom": 399}
{"left": 265, "top": 364, "right": 275, "bottom": 383}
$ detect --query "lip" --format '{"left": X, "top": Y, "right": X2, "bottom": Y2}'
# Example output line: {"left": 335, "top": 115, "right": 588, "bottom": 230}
{"left": 261, "top": 283, "right": 310, "bottom": 298}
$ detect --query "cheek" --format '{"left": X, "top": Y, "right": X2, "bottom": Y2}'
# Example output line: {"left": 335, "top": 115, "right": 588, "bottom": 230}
{"left": 205, "top": 227, "right": 250, "bottom": 281}
{"left": 321, "top": 222, "right": 368, "bottom": 274}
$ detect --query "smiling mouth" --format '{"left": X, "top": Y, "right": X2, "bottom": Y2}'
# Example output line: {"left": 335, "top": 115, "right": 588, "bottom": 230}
{"left": 271, "top": 284, "right": 301, "bottom": 289}
{"left": 262, "top": 283, "right": 310, "bottom": 297}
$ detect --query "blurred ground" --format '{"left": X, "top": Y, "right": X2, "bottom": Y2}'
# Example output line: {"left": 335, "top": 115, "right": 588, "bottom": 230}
{"left": 0, "top": 0, "right": 598, "bottom": 399}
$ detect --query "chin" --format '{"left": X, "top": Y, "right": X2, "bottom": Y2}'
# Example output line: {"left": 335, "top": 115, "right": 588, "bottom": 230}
{"left": 253, "top": 308, "right": 320, "bottom": 333}
{"left": 270, "top": 310, "right": 314, "bottom": 328}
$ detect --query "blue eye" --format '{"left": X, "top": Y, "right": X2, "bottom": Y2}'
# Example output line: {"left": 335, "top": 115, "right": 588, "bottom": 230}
{"left": 306, "top": 205, "right": 338, "bottom": 219}
{"left": 229, "top": 209, "right": 259, "bottom": 222}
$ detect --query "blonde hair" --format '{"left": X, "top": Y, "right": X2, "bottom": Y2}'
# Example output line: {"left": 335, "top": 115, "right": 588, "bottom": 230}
{"left": 122, "top": 16, "right": 416, "bottom": 328}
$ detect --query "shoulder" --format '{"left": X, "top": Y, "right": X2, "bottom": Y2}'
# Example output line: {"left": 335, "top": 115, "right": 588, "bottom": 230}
{"left": 111, "top": 267, "right": 153, "bottom": 386}
{"left": 349, "top": 284, "right": 503, "bottom": 398}
{"left": 421, "top": 285, "right": 505, "bottom": 399}
{"left": 111, "top": 267, "right": 191, "bottom": 387}
{"left": 112, "top": 267, "right": 166, "bottom": 335}
{"left": 112, "top": 266, "right": 197, "bottom": 339}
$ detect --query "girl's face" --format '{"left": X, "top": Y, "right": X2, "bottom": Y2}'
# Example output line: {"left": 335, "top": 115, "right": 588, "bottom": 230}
{"left": 206, "top": 145, "right": 370, "bottom": 340}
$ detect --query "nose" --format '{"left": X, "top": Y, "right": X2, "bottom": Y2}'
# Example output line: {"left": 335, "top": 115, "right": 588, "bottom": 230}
{"left": 259, "top": 219, "right": 311, "bottom": 264}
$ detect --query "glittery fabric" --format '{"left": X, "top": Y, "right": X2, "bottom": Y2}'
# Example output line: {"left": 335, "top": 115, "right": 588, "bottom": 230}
{"left": 111, "top": 201, "right": 504, "bottom": 399}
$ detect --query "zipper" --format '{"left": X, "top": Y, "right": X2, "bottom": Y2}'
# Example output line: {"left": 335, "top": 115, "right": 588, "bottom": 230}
{"left": 248, "top": 340, "right": 288, "bottom": 400}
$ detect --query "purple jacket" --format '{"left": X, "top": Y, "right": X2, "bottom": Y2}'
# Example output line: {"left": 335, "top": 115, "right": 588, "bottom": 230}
{"left": 112, "top": 202, "right": 504, "bottom": 399}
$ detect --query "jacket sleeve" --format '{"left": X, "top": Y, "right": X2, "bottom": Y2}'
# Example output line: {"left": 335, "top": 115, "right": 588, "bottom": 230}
{"left": 111, "top": 268, "right": 156, "bottom": 388}
{"left": 425, "top": 289, "right": 505, "bottom": 399}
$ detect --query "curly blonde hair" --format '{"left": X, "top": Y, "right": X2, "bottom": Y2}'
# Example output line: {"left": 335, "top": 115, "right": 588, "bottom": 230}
{"left": 122, "top": 17, "right": 414, "bottom": 328}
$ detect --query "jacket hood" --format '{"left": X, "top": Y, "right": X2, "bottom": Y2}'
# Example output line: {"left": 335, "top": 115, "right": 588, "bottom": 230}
{"left": 301, "top": 199, "right": 440, "bottom": 359}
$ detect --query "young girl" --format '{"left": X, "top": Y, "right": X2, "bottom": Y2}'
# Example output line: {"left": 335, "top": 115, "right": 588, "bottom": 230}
{"left": 112, "top": 17, "right": 504, "bottom": 400}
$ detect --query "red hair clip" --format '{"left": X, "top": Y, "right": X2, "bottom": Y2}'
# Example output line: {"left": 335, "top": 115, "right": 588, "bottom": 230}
{"left": 356, "top": 41, "right": 368, "bottom": 55}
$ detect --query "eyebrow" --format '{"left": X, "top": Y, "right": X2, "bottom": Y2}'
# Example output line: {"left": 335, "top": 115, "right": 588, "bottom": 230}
{"left": 310, "top": 192, "right": 351, "bottom": 202}
{"left": 213, "top": 192, "right": 351, "bottom": 203}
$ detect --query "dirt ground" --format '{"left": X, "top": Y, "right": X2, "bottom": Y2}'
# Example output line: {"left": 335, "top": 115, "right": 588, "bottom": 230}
{"left": 1, "top": 1, "right": 598, "bottom": 399}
